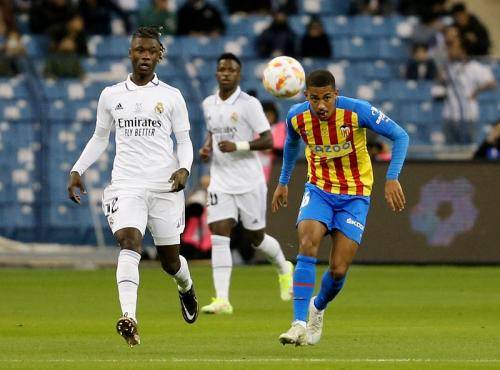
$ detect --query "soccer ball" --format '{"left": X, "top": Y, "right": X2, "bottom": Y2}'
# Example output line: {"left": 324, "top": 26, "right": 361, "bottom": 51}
{"left": 262, "top": 56, "right": 305, "bottom": 99}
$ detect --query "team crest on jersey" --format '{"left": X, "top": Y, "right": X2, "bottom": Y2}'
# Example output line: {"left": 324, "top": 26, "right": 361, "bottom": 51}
{"left": 230, "top": 112, "right": 238, "bottom": 123}
{"left": 155, "top": 102, "right": 164, "bottom": 114}
{"left": 340, "top": 125, "right": 351, "bottom": 138}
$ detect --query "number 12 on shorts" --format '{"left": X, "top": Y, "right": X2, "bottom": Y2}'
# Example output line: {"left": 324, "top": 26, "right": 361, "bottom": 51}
{"left": 104, "top": 197, "right": 118, "bottom": 216}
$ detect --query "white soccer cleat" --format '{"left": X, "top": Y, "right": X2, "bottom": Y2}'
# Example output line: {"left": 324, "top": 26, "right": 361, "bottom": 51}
{"left": 201, "top": 297, "right": 233, "bottom": 314}
{"left": 278, "top": 261, "right": 294, "bottom": 301}
{"left": 306, "top": 296, "right": 324, "bottom": 345}
{"left": 279, "top": 322, "right": 307, "bottom": 346}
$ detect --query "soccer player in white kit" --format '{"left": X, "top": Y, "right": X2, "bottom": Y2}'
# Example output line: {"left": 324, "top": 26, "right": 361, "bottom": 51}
{"left": 67, "top": 27, "right": 198, "bottom": 346}
{"left": 199, "top": 53, "right": 293, "bottom": 314}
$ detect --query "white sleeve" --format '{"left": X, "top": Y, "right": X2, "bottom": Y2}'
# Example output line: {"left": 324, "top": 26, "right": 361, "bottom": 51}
{"left": 245, "top": 97, "right": 271, "bottom": 134}
{"left": 171, "top": 90, "right": 191, "bottom": 133}
{"left": 174, "top": 130, "right": 193, "bottom": 173}
{"left": 70, "top": 89, "right": 113, "bottom": 175}
{"left": 471, "top": 62, "right": 495, "bottom": 87}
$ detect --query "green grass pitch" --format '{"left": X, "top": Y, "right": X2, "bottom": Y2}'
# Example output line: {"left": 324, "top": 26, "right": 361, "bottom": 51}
{"left": 0, "top": 265, "right": 499, "bottom": 369}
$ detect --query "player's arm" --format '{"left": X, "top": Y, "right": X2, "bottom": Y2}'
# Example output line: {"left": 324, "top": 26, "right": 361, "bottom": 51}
{"left": 169, "top": 91, "right": 193, "bottom": 192}
{"left": 218, "top": 129, "right": 273, "bottom": 152}
{"left": 199, "top": 131, "right": 213, "bottom": 162}
{"left": 271, "top": 115, "right": 301, "bottom": 213}
{"left": 67, "top": 90, "right": 112, "bottom": 204}
{"left": 358, "top": 101, "right": 409, "bottom": 212}
{"left": 218, "top": 97, "right": 273, "bottom": 152}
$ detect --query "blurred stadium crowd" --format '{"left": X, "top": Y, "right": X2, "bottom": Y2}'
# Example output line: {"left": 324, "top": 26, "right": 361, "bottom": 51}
{"left": 0, "top": 0, "right": 498, "bottom": 244}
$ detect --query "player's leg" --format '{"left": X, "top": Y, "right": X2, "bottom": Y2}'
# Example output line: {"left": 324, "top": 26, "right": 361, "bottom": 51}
{"left": 279, "top": 184, "right": 334, "bottom": 346}
{"left": 203, "top": 190, "right": 238, "bottom": 314}
{"left": 114, "top": 228, "right": 143, "bottom": 347}
{"left": 238, "top": 183, "right": 293, "bottom": 300}
{"left": 279, "top": 220, "right": 326, "bottom": 346}
{"left": 307, "top": 232, "right": 358, "bottom": 345}
{"left": 148, "top": 190, "right": 198, "bottom": 323}
{"left": 246, "top": 228, "right": 293, "bottom": 300}
{"left": 103, "top": 186, "right": 148, "bottom": 347}
{"left": 156, "top": 243, "right": 197, "bottom": 324}
{"left": 307, "top": 195, "right": 370, "bottom": 345}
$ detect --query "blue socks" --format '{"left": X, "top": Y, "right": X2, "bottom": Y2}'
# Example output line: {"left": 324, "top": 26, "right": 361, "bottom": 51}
{"left": 293, "top": 254, "right": 317, "bottom": 322}
{"left": 314, "top": 270, "right": 346, "bottom": 311}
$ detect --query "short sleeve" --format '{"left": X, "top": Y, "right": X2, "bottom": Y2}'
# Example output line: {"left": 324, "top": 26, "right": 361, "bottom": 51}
{"left": 245, "top": 97, "right": 271, "bottom": 134}
{"left": 96, "top": 88, "right": 113, "bottom": 131}
{"left": 172, "top": 90, "right": 190, "bottom": 133}
{"left": 470, "top": 62, "right": 495, "bottom": 88}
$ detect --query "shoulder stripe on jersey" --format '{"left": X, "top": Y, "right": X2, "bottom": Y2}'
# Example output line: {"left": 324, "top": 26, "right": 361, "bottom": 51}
{"left": 330, "top": 109, "right": 348, "bottom": 194}
{"left": 345, "top": 110, "right": 365, "bottom": 195}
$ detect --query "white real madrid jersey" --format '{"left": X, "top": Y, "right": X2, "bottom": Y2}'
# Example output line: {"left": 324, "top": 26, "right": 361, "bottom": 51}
{"left": 202, "top": 87, "right": 270, "bottom": 194}
{"left": 98, "top": 74, "right": 190, "bottom": 191}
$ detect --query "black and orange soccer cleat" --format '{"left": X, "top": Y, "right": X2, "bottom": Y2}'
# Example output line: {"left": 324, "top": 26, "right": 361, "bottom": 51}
{"left": 116, "top": 314, "right": 141, "bottom": 347}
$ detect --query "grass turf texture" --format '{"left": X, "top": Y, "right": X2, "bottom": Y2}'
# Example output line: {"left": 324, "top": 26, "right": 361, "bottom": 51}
{"left": 0, "top": 265, "right": 499, "bottom": 369}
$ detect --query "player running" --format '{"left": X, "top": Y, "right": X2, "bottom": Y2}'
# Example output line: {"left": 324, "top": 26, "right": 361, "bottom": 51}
{"left": 67, "top": 27, "right": 198, "bottom": 347}
{"left": 273, "top": 70, "right": 409, "bottom": 346}
{"left": 199, "top": 53, "right": 293, "bottom": 314}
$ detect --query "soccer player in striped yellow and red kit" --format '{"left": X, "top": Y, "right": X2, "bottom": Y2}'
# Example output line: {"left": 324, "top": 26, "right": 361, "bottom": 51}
{"left": 272, "top": 70, "right": 409, "bottom": 346}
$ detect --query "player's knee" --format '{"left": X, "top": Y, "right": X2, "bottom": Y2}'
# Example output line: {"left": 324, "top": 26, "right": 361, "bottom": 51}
{"left": 298, "top": 235, "right": 320, "bottom": 256}
{"left": 118, "top": 237, "right": 141, "bottom": 253}
{"left": 161, "top": 258, "right": 180, "bottom": 276}
{"left": 329, "top": 264, "right": 349, "bottom": 280}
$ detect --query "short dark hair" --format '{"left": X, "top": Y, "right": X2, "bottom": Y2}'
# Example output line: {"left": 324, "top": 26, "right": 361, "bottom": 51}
{"left": 451, "top": 3, "right": 466, "bottom": 13}
{"left": 132, "top": 26, "right": 165, "bottom": 58}
{"left": 217, "top": 52, "right": 242, "bottom": 67}
{"left": 306, "top": 69, "right": 336, "bottom": 88}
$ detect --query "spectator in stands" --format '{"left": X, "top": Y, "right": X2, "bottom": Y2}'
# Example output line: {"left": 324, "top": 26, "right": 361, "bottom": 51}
{"left": 225, "top": 0, "right": 271, "bottom": 14}
{"left": 399, "top": 0, "right": 447, "bottom": 17}
{"left": 255, "top": 10, "right": 297, "bottom": 58}
{"left": 0, "top": 0, "right": 25, "bottom": 76}
{"left": 138, "top": 0, "right": 176, "bottom": 34}
{"left": 405, "top": 44, "right": 437, "bottom": 80}
{"left": 43, "top": 35, "right": 84, "bottom": 78}
{"left": 78, "top": 0, "right": 132, "bottom": 35}
{"left": 29, "top": 0, "right": 76, "bottom": 34}
{"left": 349, "top": 0, "right": 393, "bottom": 15}
{"left": 258, "top": 101, "right": 286, "bottom": 183}
{"left": 42, "top": 9, "right": 87, "bottom": 78}
{"left": 442, "top": 39, "right": 496, "bottom": 144}
{"left": 367, "top": 132, "right": 391, "bottom": 161}
{"left": 474, "top": 120, "right": 500, "bottom": 160}
{"left": 176, "top": 0, "right": 225, "bottom": 37}
{"left": 273, "top": 0, "right": 297, "bottom": 14}
{"left": 300, "top": 16, "right": 331, "bottom": 59}
{"left": 450, "top": 2, "right": 490, "bottom": 56}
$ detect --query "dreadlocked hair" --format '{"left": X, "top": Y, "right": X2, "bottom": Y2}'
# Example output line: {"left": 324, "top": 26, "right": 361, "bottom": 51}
{"left": 132, "top": 26, "right": 166, "bottom": 59}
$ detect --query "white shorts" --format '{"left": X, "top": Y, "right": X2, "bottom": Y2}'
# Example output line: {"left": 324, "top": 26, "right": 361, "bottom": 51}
{"left": 102, "top": 185, "right": 185, "bottom": 245}
{"left": 206, "top": 183, "right": 267, "bottom": 230}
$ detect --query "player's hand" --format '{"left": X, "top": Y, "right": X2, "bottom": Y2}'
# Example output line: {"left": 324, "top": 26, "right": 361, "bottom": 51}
{"left": 199, "top": 146, "right": 211, "bottom": 162}
{"left": 218, "top": 140, "right": 236, "bottom": 153}
{"left": 67, "top": 171, "right": 86, "bottom": 204}
{"left": 271, "top": 184, "right": 288, "bottom": 213}
{"left": 385, "top": 179, "right": 406, "bottom": 212}
{"left": 169, "top": 168, "right": 189, "bottom": 192}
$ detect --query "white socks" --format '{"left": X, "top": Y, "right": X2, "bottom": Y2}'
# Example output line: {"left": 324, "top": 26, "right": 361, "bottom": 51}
{"left": 172, "top": 255, "right": 193, "bottom": 293}
{"left": 211, "top": 235, "right": 232, "bottom": 300}
{"left": 116, "top": 249, "right": 141, "bottom": 322}
{"left": 254, "top": 234, "right": 289, "bottom": 275}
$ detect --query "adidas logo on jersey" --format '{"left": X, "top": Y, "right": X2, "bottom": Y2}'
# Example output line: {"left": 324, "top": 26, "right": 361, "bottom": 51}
{"left": 115, "top": 103, "right": 123, "bottom": 110}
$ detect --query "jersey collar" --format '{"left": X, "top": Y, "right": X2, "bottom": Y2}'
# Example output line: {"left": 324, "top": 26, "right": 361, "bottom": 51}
{"left": 125, "top": 73, "right": 160, "bottom": 91}
{"left": 216, "top": 86, "right": 241, "bottom": 105}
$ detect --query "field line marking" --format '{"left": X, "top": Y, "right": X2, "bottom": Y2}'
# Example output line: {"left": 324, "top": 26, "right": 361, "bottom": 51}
{"left": 0, "top": 358, "right": 499, "bottom": 363}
